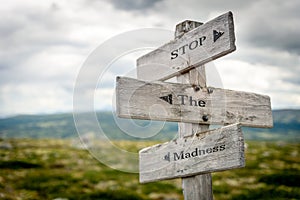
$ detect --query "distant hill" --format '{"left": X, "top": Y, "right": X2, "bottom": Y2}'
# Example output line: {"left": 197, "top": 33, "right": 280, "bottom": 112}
{"left": 0, "top": 112, "right": 177, "bottom": 141}
{"left": 243, "top": 109, "right": 300, "bottom": 141}
{"left": 0, "top": 110, "right": 299, "bottom": 142}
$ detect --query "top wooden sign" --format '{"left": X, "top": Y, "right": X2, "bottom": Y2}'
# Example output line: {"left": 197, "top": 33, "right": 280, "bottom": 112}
{"left": 137, "top": 12, "right": 236, "bottom": 81}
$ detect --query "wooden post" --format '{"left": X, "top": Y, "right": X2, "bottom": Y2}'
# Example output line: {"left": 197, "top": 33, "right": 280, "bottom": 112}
{"left": 176, "top": 21, "right": 213, "bottom": 200}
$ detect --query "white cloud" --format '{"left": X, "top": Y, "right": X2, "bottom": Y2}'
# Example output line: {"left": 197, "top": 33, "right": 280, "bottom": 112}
{"left": 215, "top": 59, "right": 300, "bottom": 109}
{"left": 0, "top": 83, "right": 72, "bottom": 116}
{"left": 0, "top": 0, "right": 299, "bottom": 116}
{"left": 94, "top": 88, "right": 115, "bottom": 110}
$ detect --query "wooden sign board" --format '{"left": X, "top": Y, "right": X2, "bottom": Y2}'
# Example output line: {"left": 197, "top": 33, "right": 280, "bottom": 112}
{"left": 139, "top": 123, "right": 245, "bottom": 183}
{"left": 137, "top": 11, "right": 236, "bottom": 81}
{"left": 116, "top": 76, "right": 273, "bottom": 128}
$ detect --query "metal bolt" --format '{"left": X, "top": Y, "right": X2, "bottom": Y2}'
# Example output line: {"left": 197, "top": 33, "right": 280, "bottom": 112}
{"left": 202, "top": 115, "right": 209, "bottom": 122}
{"left": 193, "top": 85, "right": 200, "bottom": 91}
{"left": 207, "top": 87, "right": 213, "bottom": 94}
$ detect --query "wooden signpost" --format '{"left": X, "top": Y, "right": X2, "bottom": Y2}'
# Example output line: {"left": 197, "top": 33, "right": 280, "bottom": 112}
{"left": 115, "top": 11, "right": 273, "bottom": 199}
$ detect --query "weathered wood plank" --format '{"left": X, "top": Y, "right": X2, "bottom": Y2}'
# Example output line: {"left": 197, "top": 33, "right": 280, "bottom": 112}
{"left": 136, "top": 11, "right": 236, "bottom": 81}
{"left": 116, "top": 76, "right": 273, "bottom": 128}
{"left": 139, "top": 123, "right": 245, "bottom": 183}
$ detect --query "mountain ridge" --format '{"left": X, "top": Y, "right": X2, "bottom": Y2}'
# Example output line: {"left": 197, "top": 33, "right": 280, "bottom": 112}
{"left": 0, "top": 109, "right": 299, "bottom": 142}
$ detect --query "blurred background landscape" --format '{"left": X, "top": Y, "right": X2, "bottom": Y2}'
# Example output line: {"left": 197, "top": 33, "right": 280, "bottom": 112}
{"left": 0, "top": 110, "right": 299, "bottom": 199}
{"left": 0, "top": 110, "right": 300, "bottom": 142}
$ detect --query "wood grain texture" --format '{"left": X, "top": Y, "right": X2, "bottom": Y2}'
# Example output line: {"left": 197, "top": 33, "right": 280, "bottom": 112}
{"left": 136, "top": 11, "right": 236, "bottom": 81}
{"left": 139, "top": 123, "right": 245, "bottom": 183}
{"left": 177, "top": 67, "right": 213, "bottom": 200}
{"left": 116, "top": 76, "right": 273, "bottom": 128}
{"left": 182, "top": 174, "right": 213, "bottom": 200}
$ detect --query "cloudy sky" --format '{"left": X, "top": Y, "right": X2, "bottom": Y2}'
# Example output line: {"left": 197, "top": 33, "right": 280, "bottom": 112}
{"left": 1, "top": 0, "right": 299, "bottom": 117}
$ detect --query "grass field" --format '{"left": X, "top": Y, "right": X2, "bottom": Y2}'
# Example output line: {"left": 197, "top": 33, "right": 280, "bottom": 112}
{"left": 0, "top": 138, "right": 299, "bottom": 200}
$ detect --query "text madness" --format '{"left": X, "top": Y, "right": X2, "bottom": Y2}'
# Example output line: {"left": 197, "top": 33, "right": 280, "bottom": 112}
{"left": 164, "top": 144, "right": 226, "bottom": 162}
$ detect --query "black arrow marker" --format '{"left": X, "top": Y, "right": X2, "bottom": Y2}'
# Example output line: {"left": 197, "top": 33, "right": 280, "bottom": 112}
{"left": 213, "top": 30, "right": 224, "bottom": 42}
{"left": 163, "top": 152, "right": 171, "bottom": 162}
{"left": 159, "top": 94, "right": 173, "bottom": 105}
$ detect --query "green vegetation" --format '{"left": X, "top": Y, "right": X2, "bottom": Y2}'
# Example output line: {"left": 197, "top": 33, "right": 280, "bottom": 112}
{"left": 212, "top": 141, "right": 300, "bottom": 200}
{"left": 0, "top": 109, "right": 298, "bottom": 199}
{"left": 0, "top": 139, "right": 299, "bottom": 199}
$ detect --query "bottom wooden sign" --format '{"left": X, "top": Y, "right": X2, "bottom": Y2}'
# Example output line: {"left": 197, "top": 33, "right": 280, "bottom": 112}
{"left": 139, "top": 123, "right": 245, "bottom": 183}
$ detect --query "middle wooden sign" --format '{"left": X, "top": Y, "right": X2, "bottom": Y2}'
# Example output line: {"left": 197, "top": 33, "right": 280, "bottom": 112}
{"left": 116, "top": 76, "right": 273, "bottom": 128}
